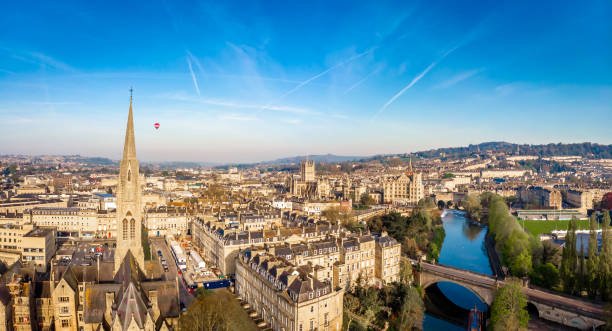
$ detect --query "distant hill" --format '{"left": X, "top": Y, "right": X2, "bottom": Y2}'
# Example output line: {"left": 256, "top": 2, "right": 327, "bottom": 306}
{"left": 262, "top": 154, "right": 367, "bottom": 164}
{"left": 407, "top": 142, "right": 612, "bottom": 160}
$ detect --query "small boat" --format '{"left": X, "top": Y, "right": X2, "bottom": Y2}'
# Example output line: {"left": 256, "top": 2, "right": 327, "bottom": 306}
{"left": 468, "top": 305, "right": 484, "bottom": 331}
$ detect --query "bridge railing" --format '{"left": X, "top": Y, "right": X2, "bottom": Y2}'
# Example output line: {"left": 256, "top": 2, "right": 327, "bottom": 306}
{"left": 421, "top": 261, "right": 497, "bottom": 280}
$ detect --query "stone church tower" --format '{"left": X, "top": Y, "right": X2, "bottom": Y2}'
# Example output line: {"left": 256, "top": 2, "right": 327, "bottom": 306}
{"left": 114, "top": 94, "right": 146, "bottom": 275}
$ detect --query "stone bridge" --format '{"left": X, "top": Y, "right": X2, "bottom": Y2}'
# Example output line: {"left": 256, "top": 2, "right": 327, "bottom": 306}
{"left": 418, "top": 262, "right": 606, "bottom": 330}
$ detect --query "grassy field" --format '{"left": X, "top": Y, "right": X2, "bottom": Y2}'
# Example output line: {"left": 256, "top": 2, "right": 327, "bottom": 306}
{"left": 521, "top": 219, "right": 592, "bottom": 237}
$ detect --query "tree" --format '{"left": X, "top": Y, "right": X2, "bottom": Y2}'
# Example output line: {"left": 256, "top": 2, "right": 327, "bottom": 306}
{"left": 577, "top": 236, "right": 586, "bottom": 294}
{"left": 490, "top": 280, "right": 529, "bottom": 331}
{"left": 344, "top": 294, "right": 360, "bottom": 330}
{"left": 399, "top": 257, "right": 413, "bottom": 284}
{"left": 560, "top": 218, "right": 578, "bottom": 294}
{"left": 359, "top": 193, "right": 376, "bottom": 206}
{"left": 461, "top": 194, "right": 482, "bottom": 221}
{"left": 541, "top": 240, "right": 561, "bottom": 266}
{"left": 179, "top": 290, "right": 230, "bottom": 331}
{"left": 322, "top": 207, "right": 354, "bottom": 227}
{"left": 392, "top": 285, "right": 424, "bottom": 330}
{"left": 141, "top": 224, "right": 152, "bottom": 261}
{"left": 587, "top": 214, "right": 600, "bottom": 299}
{"left": 600, "top": 212, "right": 612, "bottom": 301}
{"left": 503, "top": 230, "right": 532, "bottom": 277}
{"left": 530, "top": 263, "right": 560, "bottom": 289}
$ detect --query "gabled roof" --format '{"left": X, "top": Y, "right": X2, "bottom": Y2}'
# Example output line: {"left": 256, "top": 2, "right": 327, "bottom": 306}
{"left": 113, "top": 251, "right": 145, "bottom": 288}
{"left": 114, "top": 282, "right": 150, "bottom": 330}
{"left": 60, "top": 266, "right": 79, "bottom": 292}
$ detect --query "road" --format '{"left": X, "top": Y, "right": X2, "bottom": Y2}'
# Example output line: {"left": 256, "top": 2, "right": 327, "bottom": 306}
{"left": 150, "top": 237, "right": 194, "bottom": 307}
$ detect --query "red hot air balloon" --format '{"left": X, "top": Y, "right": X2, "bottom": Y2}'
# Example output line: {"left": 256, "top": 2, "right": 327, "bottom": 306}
{"left": 154, "top": 122, "right": 160, "bottom": 130}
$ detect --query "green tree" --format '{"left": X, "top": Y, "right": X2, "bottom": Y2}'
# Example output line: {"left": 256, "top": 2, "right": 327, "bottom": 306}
{"left": 392, "top": 285, "right": 424, "bottom": 330}
{"left": 530, "top": 263, "right": 560, "bottom": 289}
{"left": 141, "top": 224, "right": 152, "bottom": 261}
{"left": 577, "top": 236, "right": 586, "bottom": 294}
{"left": 600, "top": 212, "right": 612, "bottom": 301}
{"left": 490, "top": 280, "right": 529, "bottom": 331}
{"left": 399, "top": 257, "right": 413, "bottom": 284}
{"left": 541, "top": 240, "right": 561, "bottom": 266}
{"left": 503, "top": 230, "right": 532, "bottom": 277}
{"left": 587, "top": 214, "right": 600, "bottom": 298}
{"left": 560, "top": 218, "right": 578, "bottom": 294}
{"left": 461, "top": 194, "right": 482, "bottom": 221}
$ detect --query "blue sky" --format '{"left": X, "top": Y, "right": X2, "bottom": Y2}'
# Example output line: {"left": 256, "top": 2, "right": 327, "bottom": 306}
{"left": 0, "top": 1, "right": 610, "bottom": 163}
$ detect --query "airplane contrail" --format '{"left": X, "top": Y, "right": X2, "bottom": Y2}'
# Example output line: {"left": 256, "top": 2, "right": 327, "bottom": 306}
{"left": 186, "top": 56, "right": 200, "bottom": 96}
{"left": 373, "top": 46, "right": 458, "bottom": 119}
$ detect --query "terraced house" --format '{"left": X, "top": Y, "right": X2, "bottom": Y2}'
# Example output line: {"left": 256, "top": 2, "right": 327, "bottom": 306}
{"left": 236, "top": 249, "right": 344, "bottom": 331}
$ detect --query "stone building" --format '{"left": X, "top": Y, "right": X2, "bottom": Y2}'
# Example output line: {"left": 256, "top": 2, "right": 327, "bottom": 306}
{"left": 291, "top": 159, "right": 331, "bottom": 199}
{"left": 336, "top": 235, "right": 376, "bottom": 289}
{"left": 26, "top": 208, "right": 98, "bottom": 239}
{"left": 235, "top": 249, "right": 344, "bottom": 331}
{"left": 21, "top": 227, "right": 56, "bottom": 269}
{"left": 565, "top": 189, "right": 594, "bottom": 213}
{"left": 374, "top": 235, "right": 401, "bottom": 285}
{"left": 518, "top": 186, "right": 562, "bottom": 209}
{"left": 0, "top": 285, "right": 12, "bottom": 331}
{"left": 47, "top": 95, "right": 180, "bottom": 331}
{"left": 382, "top": 162, "right": 424, "bottom": 204}
{"left": 144, "top": 207, "right": 189, "bottom": 237}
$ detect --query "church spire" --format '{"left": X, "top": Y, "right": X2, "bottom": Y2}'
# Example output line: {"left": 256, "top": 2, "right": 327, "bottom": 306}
{"left": 122, "top": 87, "right": 137, "bottom": 160}
{"left": 409, "top": 157, "right": 413, "bottom": 173}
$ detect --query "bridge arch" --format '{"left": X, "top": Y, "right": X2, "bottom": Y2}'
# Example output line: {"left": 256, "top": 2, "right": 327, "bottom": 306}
{"left": 421, "top": 279, "right": 492, "bottom": 307}
{"left": 419, "top": 271, "right": 495, "bottom": 306}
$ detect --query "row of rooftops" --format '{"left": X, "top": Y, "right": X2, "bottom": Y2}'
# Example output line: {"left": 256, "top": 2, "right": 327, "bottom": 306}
{"left": 239, "top": 249, "right": 332, "bottom": 304}
{"left": 195, "top": 217, "right": 344, "bottom": 246}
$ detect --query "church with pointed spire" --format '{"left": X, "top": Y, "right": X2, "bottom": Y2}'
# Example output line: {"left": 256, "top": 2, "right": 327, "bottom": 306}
{"left": 114, "top": 93, "right": 146, "bottom": 275}
{"left": 47, "top": 92, "right": 180, "bottom": 331}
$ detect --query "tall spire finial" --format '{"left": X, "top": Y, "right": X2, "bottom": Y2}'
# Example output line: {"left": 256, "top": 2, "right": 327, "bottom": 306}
{"left": 122, "top": 87, "right": 137, "bottom": 159}
{"left": 409, "top": 157, "right": 413, "bottom": 173}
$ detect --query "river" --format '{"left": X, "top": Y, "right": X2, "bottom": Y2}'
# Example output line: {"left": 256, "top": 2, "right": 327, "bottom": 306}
{"left": 422, "top": 209, "right": 492, "bottom": 330}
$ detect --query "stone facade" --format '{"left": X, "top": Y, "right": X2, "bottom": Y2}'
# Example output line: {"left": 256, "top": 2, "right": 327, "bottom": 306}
{"left": 518, "top": 186, "right": 562, "bottom": 209}
{"left": 236, "top": 249, "right": 344, "bottom": 331}
{"left": 114, "top": 99, "right": 145, "bottom": 274}
{"left": 382, "top": 171, "right": 424, "bottom": 204}
{"left": 375, "top": 235, "right": 401, "bottom": 284}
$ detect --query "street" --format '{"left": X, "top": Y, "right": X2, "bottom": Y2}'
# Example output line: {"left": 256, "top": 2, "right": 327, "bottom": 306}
{"left": 150, "top": 237, "right": 194, "bottom": 307}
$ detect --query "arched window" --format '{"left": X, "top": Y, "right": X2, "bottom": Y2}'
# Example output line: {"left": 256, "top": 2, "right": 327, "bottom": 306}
{"left": 122, "top": 219, "right": 128, "bottom": 240}
{"left": 130, "top": 219, "right": 136, "bottom": 239}
{"left": 127, "top": 170, "right": 131, "bottom": 181}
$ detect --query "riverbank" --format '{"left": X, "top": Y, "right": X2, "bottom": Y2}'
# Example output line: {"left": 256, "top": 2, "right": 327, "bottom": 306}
{"left": 484, "top": 231, "right": 505, "bottom": 279}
